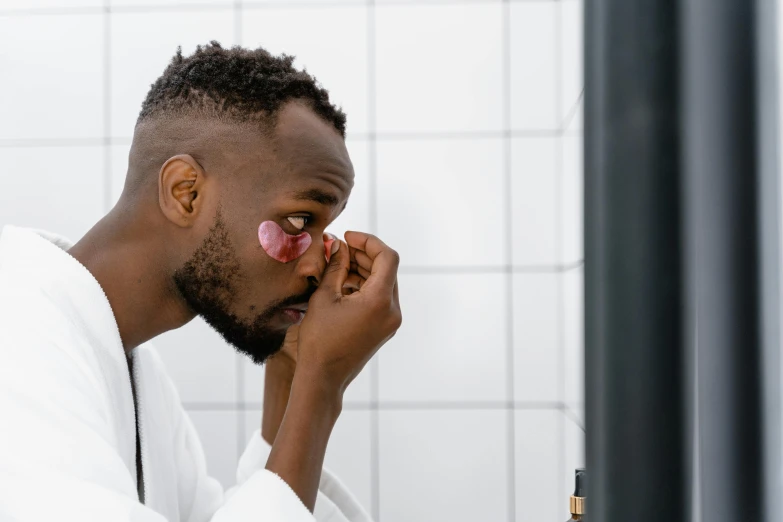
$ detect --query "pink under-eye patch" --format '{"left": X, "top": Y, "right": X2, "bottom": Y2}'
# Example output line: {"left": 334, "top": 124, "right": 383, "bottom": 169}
{"left": 258, "top": 221, "right": 312, "bottom": 263}
{"left": 324, "top": 235, "right": 336, "bottom": 263}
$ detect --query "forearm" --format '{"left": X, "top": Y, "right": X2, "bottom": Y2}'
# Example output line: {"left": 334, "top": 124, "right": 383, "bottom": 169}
{"left": 265, "top": 368, "right": 342, "bottom": 512}
{"left": 262, "top": 355, "right": 296, "bottom": 445}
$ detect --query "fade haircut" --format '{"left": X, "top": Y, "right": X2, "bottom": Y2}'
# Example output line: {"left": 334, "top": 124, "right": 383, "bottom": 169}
{"left": 137, "top": 41, "right": 346, "bottom": 137}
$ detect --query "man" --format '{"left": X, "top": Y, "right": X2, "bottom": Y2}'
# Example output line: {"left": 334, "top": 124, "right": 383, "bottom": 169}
{"left": 0, "top": 42, "right": 401, "bottom": 521}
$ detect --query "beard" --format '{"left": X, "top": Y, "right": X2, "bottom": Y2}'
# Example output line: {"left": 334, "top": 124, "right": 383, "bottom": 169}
{"left": 172, "top": 212, "right": 314, "bottom": 365}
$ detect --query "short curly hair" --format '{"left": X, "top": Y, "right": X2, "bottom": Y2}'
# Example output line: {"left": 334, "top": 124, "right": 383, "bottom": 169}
{"left": 137, "top": 41, "right": 346, "bottom": 137}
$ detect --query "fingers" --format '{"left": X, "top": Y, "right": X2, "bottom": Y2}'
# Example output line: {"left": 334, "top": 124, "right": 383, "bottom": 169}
{"left": 343, "top": 272, "right": 364, "bottom": 294}
{"left": 344, "top": 231, "right": 400, "bottom": 291}
{"left": 349, "top": 248, "right": 373, "bottom": 278}
{"left": 344, "top": 231, "right": 390, "bottom": 260}
{"left": 318, "top": 239, "right": 349, "bottom": 298}
{"left": 349, "top": 260, "right": 371, "bottom": 280}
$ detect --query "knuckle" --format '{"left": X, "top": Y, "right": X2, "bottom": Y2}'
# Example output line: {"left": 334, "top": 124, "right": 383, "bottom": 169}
{"left": 325, "top": 262, "right": 343, "bottom": 275}
{"left": 386, "top": 248, "right": 401, "bottom": 266}
{"left": 388, "top": 310, "right": 403, "bottom": 331}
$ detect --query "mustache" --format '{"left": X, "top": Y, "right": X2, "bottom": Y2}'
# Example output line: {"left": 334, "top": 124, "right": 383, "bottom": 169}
{"left": 269, "top": 286, "right": 318, "bottom": 311}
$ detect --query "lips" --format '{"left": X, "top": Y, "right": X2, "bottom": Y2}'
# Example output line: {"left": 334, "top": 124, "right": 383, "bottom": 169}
{"left": 282, "top": 308, "right": 306, "bottom": 324}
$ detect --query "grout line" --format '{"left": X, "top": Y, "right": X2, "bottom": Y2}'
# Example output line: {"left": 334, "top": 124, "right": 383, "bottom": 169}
{"left": 554, "top": 0, "right": 567, "bottom": 510}
{"left": 502, "top": 2, "right": 516, "bottom": 520}
{"left": 562, "top": 404, "right": 585, "bottom": 432}
{"left": 235, "top": 354, "right": 244, "bottom": 460}
{"left": 182, "top": 400, "right": 566, "bottom": 410}
{"left": 370, "top": 400, "right": 380, "bottom": 521}
{"left": 560, "top": 88, "right": 584, "bottom": 132}
{"left": 555, "top": 150, "right": 566, "bottom": 399}
{"left": 367, "top": 1, "right": 380, "bottom": 520}
{"left": 103, "top": 0, "right": 112, "bottom": 213}
{"left": 96, "top": 3, "right": 233, "bottom": 14}
{"left": 558, "top": 405, "right": 566, "bottom": 508}
{"left": 555, "top": 0, "right": 563, "bottom": 125}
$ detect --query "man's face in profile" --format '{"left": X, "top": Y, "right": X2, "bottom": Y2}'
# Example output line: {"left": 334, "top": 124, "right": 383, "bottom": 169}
{"left": 172, "top": 103, "right": 354, "bottom": 365}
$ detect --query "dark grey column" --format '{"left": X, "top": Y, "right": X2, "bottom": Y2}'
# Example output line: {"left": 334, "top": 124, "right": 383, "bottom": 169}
{"left": 755, "top": 2, "right": 783, "bottom": 520}
{"left": 584, "top": 1, "right": 686, "bottom": 521}
{"left": 682, "top": 0, "right": 781, "bottom": 521}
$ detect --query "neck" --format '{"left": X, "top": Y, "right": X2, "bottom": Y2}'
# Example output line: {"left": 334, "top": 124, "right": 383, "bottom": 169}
{"left": 68, "top": 205, "right": 195, "bottom": 354}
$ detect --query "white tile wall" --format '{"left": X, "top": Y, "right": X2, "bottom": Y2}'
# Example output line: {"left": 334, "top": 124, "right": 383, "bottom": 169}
{"left": 515, "top": 410, "right": 560, "bottom": 522}
{"left": 510, "top": 1, "right": 558, "bottom": 130}
{"left": 0, "top": 14, "right": 103, "bottom": 140}
{"left": 0, "top": 2, "right": 586, "bottom": 521}
{"left": 511, "top": 137, "right": 558, "bottom": 266}
{"left": 560, "top": 0, "right": 584, "bottom": 125}
{"left": 241, "top": 359, "right": 266, "bottom": 407}
{"left": 0, "top": 0, "right": 102, "bottom": 9}
{"left": 240, "top": 343, "right": 373, "bottom": 406}
{"left": 562, "top": 133, "right": 583, "bottom": 264}
{"left": 376, "top": 138, "right": 505, "bottom": 267}
{"left": 110, "top": 143, "right": 132, "bottom": 208}
{"left": 188, "top": 410, "right": 240, "bottom": 489}
{"left": 563, "top": 267, "right": 584, "bottom": 409}
{"left": 567, "top": 101, "right": 584, "bottom": 133}
{"left": 242, "top": 5, "right": 369, "bottom": 138}
{"left": 151, "top": 316, "right": 239, "bottom": 404}
{"left": 110, "top": 9, "right": 235, "bottom": 137}
{"left": 513, "top": 273, "right": 559, "bottom": 403}
{"left": 330, "top": 139, "right": 372, "bottom": 237}
{"left": 379, "top": 409, "right": 509, "bottom": 522}
{"left": 375, "top": 3, "right": 504, "bottom": 133}
{"left": 380, "top": 273, "right": 507, "bottom": 402}
{"left": 0, "top": 147, "right": 105, "bottom": 241}
{"left": 243, "top": 408, "right": 373, "bottom": 515}
{"left": 322, "top": 410, "right": 373, "bottom": 513}
{"left": 344, "top": 357, "right": 373, "bottom": 404}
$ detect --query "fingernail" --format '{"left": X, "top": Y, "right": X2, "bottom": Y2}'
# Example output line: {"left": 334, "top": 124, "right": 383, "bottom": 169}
{"left": 331, "top": 239, "right": 340, "bottom": 255}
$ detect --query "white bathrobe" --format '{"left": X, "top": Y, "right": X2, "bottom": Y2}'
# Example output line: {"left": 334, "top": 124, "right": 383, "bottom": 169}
{"left": 0, "top": 226, "right": 372, "bottom": 522}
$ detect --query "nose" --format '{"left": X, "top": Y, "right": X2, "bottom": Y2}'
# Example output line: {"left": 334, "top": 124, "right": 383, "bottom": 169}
{"left": 295, "top": 232, "right": 331, "bottom": 287}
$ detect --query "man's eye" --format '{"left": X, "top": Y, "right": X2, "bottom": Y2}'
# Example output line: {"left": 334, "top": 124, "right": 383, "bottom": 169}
{"left": 287, "top": 216, "right": 309, "bottom": 230}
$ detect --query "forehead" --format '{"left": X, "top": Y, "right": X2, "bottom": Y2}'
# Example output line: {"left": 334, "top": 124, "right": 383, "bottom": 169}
{"left": 268, "top": 102, "right": 354, "bottom": 197}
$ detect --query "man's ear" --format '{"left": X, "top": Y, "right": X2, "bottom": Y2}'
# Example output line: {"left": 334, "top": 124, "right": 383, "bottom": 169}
{"left": 158, "top": 154, "right": 206, "bottom": 227}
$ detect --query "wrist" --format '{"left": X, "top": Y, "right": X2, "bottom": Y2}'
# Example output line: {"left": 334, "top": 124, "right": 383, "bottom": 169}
{"left": 289, "top": 365, "right": 344, "bottom": 421}
{"left": 266, "top": 352, "right": 297, "bottom": 381}
{"left": 261, "top": 354, "right": 297, "bottom": 445}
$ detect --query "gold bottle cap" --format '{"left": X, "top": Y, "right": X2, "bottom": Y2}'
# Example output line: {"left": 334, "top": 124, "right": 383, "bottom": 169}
{"left": 570, "top": 495, "right": 585, "bottom": 515}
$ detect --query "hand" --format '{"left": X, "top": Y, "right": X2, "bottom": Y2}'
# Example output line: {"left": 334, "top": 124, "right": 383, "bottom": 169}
{"left": 294, "top": 231, "right": 402, "bottom": 394}
{"left": 272, "top": 263, "right": 367, "bottom": 367}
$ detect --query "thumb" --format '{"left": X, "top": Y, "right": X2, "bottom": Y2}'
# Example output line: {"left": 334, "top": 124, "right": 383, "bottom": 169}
{"left": 319, "top": 239, "right": 349, "bottom": 298}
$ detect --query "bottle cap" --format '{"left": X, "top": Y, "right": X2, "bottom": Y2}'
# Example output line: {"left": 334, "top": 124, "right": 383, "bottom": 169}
{"left": 570, "top": 468, "right": 586, "bottom": 516}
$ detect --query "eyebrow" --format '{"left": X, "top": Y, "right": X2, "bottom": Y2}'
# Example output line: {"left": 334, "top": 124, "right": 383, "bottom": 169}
{"left": 292, "top": 188, "right": 340, "bottom": 207}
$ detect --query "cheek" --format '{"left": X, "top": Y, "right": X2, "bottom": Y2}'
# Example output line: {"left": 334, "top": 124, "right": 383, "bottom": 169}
{"left": 258, "top": 221, "right": 312, "bottom": 263}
